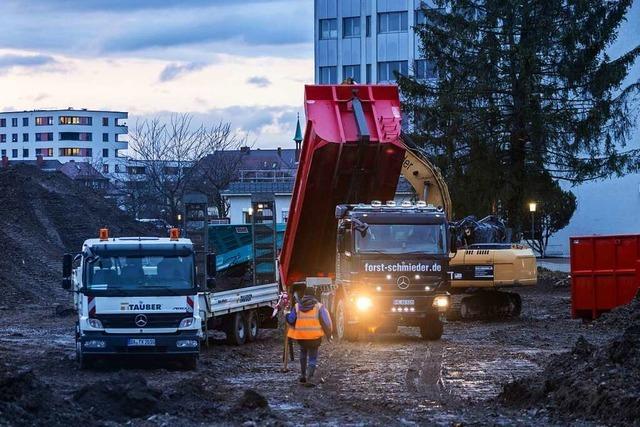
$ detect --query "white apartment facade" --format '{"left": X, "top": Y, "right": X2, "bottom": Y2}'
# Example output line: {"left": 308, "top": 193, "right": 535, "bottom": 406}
{"left": 0, "top": 108, "right": 128, "bottom": 175}
{"left": 315, "top": 0, "right": 435, "bottom": 84}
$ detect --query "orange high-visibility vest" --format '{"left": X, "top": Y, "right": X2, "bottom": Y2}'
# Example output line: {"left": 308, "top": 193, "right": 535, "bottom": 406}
{"left": 287, "top": 303, "right": 324, "bottom": 340}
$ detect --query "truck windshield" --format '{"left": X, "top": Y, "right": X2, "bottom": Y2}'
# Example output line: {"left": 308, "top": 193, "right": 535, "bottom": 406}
{"left": 86, "top": 255, "right": 194, "bottom": 291}
{"left": 356, "top": 224, "right": 447, "bottom": 255}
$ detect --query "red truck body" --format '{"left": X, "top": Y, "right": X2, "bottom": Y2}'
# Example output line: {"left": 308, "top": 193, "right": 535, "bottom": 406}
{"left": 279, "top": 85, "right": 406, "bottom": 288}
{"left": 570, "top": 234, "right": 640, "bottom": 319}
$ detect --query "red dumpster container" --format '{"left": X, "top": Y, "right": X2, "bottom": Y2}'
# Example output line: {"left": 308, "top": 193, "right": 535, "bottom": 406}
{"left": 570, "top": 234, "right": 640, "bottom": 319}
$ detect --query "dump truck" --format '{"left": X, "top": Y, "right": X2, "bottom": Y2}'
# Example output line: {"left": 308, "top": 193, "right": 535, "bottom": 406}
{"left": 279, "top": 84, "right": 452, "bottom": 340}
{"left": 63, "top": 225, "right": 279, "bottom": 370}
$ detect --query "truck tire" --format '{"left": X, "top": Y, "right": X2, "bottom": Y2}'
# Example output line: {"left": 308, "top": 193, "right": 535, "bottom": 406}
{"left": 225, "top": 312, "right": 247, "bottom": 345}
{"left": 181, "top": 355, "right": 198, "bottom": 371}
{"left": 245, "top": 310, "right": 259, "bottom": 342}
{"left": 334, "top": 299, "right": 346, "bottom": 341}
{"left": 420, "top": 314, "right": 443, "bottom": 341}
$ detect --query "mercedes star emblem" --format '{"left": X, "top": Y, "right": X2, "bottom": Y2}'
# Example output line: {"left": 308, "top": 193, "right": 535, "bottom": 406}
{"left": 135, "top": 314, "right": 148, "bottom": 327}
{"left": 397, "top": 276, "right": 410, "bottom": 290}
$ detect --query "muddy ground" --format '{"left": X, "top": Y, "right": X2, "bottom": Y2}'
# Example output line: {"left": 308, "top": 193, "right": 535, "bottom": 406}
{"left": 1, "top": 280, "right": 633, "bottom": 426}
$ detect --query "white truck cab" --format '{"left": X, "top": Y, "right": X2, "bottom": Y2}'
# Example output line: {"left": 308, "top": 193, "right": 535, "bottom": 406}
{"left": 63, "top": 229, "right": 205, "bottom": 369}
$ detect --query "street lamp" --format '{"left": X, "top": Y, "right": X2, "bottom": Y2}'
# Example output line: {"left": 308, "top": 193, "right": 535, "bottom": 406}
{"left": 528, "top": 202, "right": 537, "bottom": 246}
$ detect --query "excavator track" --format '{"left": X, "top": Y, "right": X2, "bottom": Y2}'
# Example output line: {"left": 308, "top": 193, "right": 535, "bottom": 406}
{"left": 447, "top": 291, "right": 522, "bottom": 320}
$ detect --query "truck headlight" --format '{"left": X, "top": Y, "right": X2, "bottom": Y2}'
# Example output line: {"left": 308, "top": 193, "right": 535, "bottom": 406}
{"left": 179, "top": 317, "right": 196, "bottom": 328}
{"left": 355, "top": 296, "right": 372, "bottom": 311}
{"left": 87, "top": 318, "right": 103, "bottom": 329}
{"left": 433, "top": 296, "right": 449, "bottom": 309}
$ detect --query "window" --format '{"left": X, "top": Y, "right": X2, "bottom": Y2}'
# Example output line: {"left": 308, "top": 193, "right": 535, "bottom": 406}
{"left": 366, "top": 16, "right": 371, "bottom": 37}
{"left": 378, "top": 12, "right": 408, "bottom": 33}
{"left": 102, "top": 164, "right": 109, "bottom": 173}
{"left": 35, "top": 132, "right": 53, "bottom": 141}
{"left": 1, "top": 149, "right": 5, "bottom": 157}
{"left": 22, "top": 117, "right": 28, "bottom": 126}
{"left": 0, "top": 134, "right": 5, "bottom": 143}
{"left": 415, "top": 59, "right": 437, "bottom": 80}
{"left": 343, "top": 17, "right": 361, "bottom": 38}
{"left": 22, "top": 149, "right": 28, "bottom": 158}
{"left": 11, "top": 133, "right": 18, "bottom": 143}
{"left": 103, "top": 133, "right": 109, "bottom": 142}
{"left": 282, "top": 210, "right": 289, "bottom": 223}
{"left": 164, "top": 166, "right": 179, "bottom": 175}
{"left": 11, "top": 118, "right": 17, "bottom": 127}
{"left": 36, "top": 148, "right": 53, "bottom": 157}
{"left": 59, "top": 132, "right": 92, "bottom": 141}
{"left": 86, "top": 148, "right": 92, "bottom": 157}
{"left": 12, "top": 149, "right": 17, "bottom": 158}
{"left": 319, "top": 66, "right": 337, "bottom": 84}
{"left": 102, "top": 117, "right": 109, "bottom": 126}
{"left": 114, "top": 164, "right": 120, "bottom": 173}
{"left": 378, "top": 61, "right": 408, "bottom": 82}
{"left": 102, "top": 148, "right": 109, "bottom": 157}
{"left": 22, "top": 133, "right": 28, "bottom": 142}
{"left": 127, "top": 166, "right": 146, "bottom": 175}
{"left": 59, "top": 116, "right": 92, "bottom": 125}
{"left": 243, "top": 210, "right": 253, "bottom": 224}
{"left": 59, "top": 148, "right": 91, "bottom": 157}
{"left": 415, "top": 9, "right": 428, "bottom": 25}
{"left": 343, "top": 65, "right": 361, "bottom": 82}
{"left": 319, "top": 18, "right": 338, "bottom": 39}
{"left": 366, "top": 64, "right": 372, "bottom": 83}
{"left": 0, "top": 119, "right": 5, "bottom": 127}
{"left": 35, "top": 116, "right": 53, "bottom": 126}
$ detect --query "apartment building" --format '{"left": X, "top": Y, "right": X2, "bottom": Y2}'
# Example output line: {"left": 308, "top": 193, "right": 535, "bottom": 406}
{"left": 315, "top": 0, "right": 435, "bottom": 84}
{"left": 0, "top": 108, "right": 128, "bottom": 175}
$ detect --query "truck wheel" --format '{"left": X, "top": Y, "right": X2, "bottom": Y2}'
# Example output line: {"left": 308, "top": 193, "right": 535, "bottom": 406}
{"left": 225, "top": 312, "right": 247, "bottom": 345}
{"left": 245, "top": 310, "right": 259, "bottom": 342}
{"left": 334, "top": 299, "right": 346, "bottom": 341}
{"left": 420, "top": 315, "right": 443, "bottom": 341}
{"left": 181, "top": 355, "right": 198, "bottom": 371}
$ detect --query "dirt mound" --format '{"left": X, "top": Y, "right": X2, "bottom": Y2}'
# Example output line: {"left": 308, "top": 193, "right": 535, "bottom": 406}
{"left": 536, "top": 267, "right": 569, "bottom": 289}
{"left": 0, "top": 364, "right": 83, "bottom": 426}
{"left": 228, "top": 389, "right": 280, "bottom": 425}
{"left": 73, "top": 373, "right": 163, "bottom": 422}
{"left": 597, "top": 291, "right": 640, "bottom": 329}
{"left": 500, "top": 300, "right": 640, "bottom": 424}
{"left": 0, "top": 164, "right": 155, "bottom": 307}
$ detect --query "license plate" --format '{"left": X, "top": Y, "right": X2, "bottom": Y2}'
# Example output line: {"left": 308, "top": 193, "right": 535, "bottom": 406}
{"left": 393, "top": 299, "right": 415, "bottom": 306}
{"left": 127, "top": 338, "right": 155, "bottom": 347}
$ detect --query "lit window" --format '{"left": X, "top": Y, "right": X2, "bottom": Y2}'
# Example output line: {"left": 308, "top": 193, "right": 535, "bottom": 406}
{"left": 319, "top": 66, "right": 337, "bottom": 84}
{"left": 343, "top": 65, "right": 361, "bottom": 82}
{"left": 378, "top": 12, "right": 408, "bottom": 33}
{"left": 378, "top": 61, "right": 408, "bottom": 82}
{"left": 35, "top": 116, "right": 53, "bottom": 126}
{"left": 343, "top": 17, "right": 361, "bottom": 38}
{"left": 319, "top": 19, "right": 338, "bottom": 39}
{"left": 59, "top": 116, "right": 92, "bottom": 125}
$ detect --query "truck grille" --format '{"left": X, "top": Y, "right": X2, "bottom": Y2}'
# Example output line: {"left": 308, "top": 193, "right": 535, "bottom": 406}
{"left": 96, "top": 313, "right": 188, "bottom": 329}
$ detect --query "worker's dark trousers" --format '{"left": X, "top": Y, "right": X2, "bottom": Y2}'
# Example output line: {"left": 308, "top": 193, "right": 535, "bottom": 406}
{"left": 297, "top": 338, "right": 321, "bottom": 376}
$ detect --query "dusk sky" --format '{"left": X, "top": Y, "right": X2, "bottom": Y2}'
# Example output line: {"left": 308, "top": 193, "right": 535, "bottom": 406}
{"left": 0, "top": 0, "right": 637, "bottom": 150}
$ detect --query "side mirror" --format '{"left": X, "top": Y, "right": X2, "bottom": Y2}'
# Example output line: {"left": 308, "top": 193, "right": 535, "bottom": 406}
{"left": 206, "top": 253, "right": 217, "bottom": 278}
{"left": 62, "top": 253, "right": 73, "bottom": 278}
{"left": 62, "top": 278, "right": 72, "bottom": 291}
{"left": 449, "top": 226, "right": 458, "bottom": 254}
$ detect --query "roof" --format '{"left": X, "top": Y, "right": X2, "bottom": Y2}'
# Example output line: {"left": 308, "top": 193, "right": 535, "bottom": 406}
{"left": 293, "top": 116, "right": 303, "bottom": 142}
{"left": 83, "top": 237, "right": 193, "bottom": 251}
{"left": 58, "top": 161, "right": 108, "bottom": 181}
{"left": 0, "top": 108, "right": 128, "bottom": 116}
{"left": 8, "top": 159, "right": 62, "bottom": 171}
{"left": 202, "top": 147, "right": 297, "bottom": 171}
{"left": 223, "top": 181, "right": 294, "bottom": 195}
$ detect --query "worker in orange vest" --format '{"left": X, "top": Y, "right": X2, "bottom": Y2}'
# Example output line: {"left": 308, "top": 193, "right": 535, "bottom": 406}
{"left": 286, "top": 286, "right": 333, "bottom": 385}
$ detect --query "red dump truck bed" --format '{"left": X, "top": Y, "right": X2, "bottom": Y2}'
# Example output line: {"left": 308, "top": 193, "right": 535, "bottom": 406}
{"left": 279, "top": 85, "right": 406, "bottom": 288}
{"left": 570, "top": 234, "right": 640, "bottom": 319}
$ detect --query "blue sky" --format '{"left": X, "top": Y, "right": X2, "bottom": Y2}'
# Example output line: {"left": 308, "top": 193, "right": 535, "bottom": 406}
{"left": 0, "top": 0, "right": 314, "bottom": 148}
{"left": 0, "top": 0, "right": 637, "bottom": 150}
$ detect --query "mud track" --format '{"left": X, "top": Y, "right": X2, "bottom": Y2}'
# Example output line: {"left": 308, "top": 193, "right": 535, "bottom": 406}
{"left": 0, "top": 285, "right": 619, "bottom": 426}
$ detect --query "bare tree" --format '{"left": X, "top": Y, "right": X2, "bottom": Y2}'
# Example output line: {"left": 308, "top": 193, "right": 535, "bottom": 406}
{"left": 129, "top": 114, "right": 247, "bottom": 225}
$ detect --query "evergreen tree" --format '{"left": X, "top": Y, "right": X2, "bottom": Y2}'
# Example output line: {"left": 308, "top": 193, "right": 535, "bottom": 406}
{"left": 399, "top": 0, "right": 640, "bottom": 233}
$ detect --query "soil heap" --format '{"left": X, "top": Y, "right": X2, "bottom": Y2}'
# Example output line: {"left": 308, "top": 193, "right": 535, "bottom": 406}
{"left": 0, "top": 164, "right": 155, "bottom": 307}
{"left": 500, "top": 294, "right": 640, "bottom": 424}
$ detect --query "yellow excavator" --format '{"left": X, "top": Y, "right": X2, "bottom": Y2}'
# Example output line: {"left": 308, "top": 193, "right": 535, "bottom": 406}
{"left": 400, "top": 139, "right": 537, "bottom": 319}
